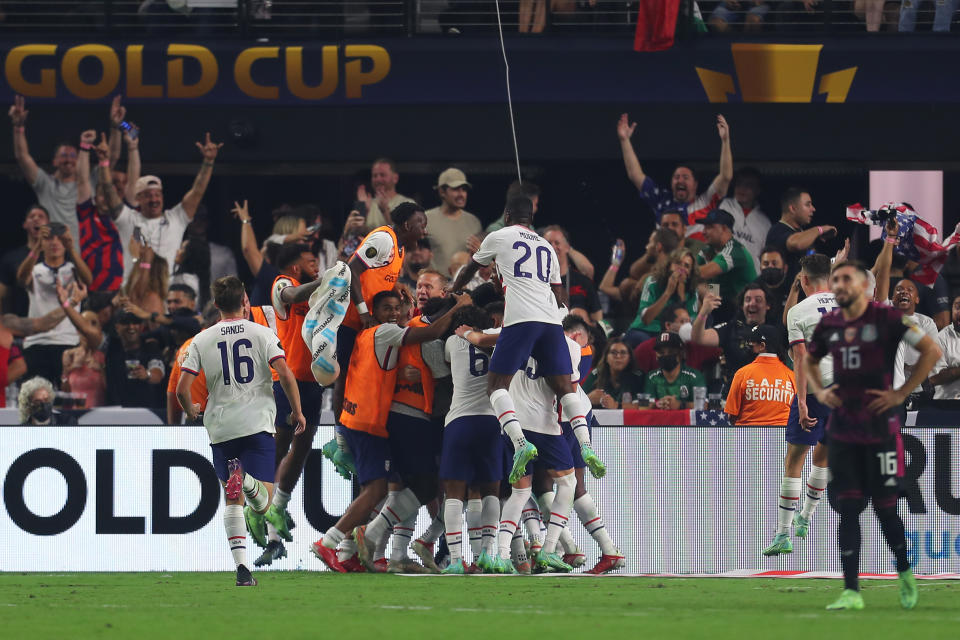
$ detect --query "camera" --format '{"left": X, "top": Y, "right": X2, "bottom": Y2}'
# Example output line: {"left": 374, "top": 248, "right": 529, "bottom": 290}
{"left": 48, "top": 222, "right": 67, "bottom": 236}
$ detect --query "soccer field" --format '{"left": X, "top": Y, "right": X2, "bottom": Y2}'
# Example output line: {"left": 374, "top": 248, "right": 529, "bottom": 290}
{"left": 1, "top": 574, "right": 957, "bottom": 639}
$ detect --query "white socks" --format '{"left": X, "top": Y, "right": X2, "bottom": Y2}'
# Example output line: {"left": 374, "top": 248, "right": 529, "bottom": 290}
{"left": 466, "top": 498, "right": 483, "bottom": 558}
{"left": 542, "top": 473, "right": 576, "bottom": 554}
{"left": 321, "top": 525, "right": 345, "bottom": 550}
{"left": 574, "top": 493, "right": 617, "bottom": 555}
{"left": 418, "top": 513, "right": 445, "bottom": 545}
{"left": 777, "top": 477, "right": 802, "bottom": 535}
{"left": 391, "top": 513, "right": 417, "bottom": 562}
{"left": 521, "top": 498, "right": 543, "bottom": 549}
{"left": 801, "top": 465, "right": 829, "bottom": 520}
{"left": 224, "top": 504, "right": 247, "bottom": 567}
{"left": 498, "top": 486, "right": 531, "bottom": 559}
{"left": 491, "top": 388, "right": 526, "bottom": 451}
{"left": 444, "top": 498, "right": 465, "bottom": 561}
{"left": 336, "top": 537, "right": 357, "bottom": 562}
{"left": 367, "top": 488, "right": 420, "bottom": 544}
{"left": 559, "top": 393, "right": 590, "bottom": 445}
{"left": 242, "top": 475, "right": 270, "bottom": 512}
{"left": 481, "top": 496, "right": 500, "bottom": 555}
{"left": 272, "top": 487, "right": 291, "bottom": 510}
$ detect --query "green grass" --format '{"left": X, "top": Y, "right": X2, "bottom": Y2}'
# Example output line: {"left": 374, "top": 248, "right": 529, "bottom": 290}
{"left": 0, "top": 574, "right": 957, "bottom": 639}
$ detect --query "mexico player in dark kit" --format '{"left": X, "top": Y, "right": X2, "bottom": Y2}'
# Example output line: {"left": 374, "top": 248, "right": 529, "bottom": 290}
{"left": 805, "top": 261, "right": 941, "bottom": 611}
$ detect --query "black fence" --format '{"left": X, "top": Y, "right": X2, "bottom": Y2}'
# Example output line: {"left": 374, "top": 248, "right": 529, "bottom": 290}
{"left": 0, "top": 1, "right": 955, "bottom": 37}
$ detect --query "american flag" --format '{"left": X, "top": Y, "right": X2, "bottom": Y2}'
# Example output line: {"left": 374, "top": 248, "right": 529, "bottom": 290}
{"left": 693, "top": 410, "right": 729, "bottom": 426}
{"left": 846, "top": 202, "right": 960, "bottom": 286}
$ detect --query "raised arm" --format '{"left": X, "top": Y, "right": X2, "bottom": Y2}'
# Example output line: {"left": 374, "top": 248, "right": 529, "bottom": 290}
{"left": 690, "top": 292, "right": 721, "bottom": 347}
{"left": 616, "top": 113, "right": 646, "bottom": 190}
{"left": 108, "top": 95, "right": 125, "bottom": 167}
{"left": 448, "top": 259, "right": 480, "bottom": 293}
{"left": 232, "top": 200, "right": 263, "bottom": 275}
{"left": 279, "top": 276, "right": 327, "bottom": 306}
{"left": 95, "top": 133, "right": 123, "bottom": 216}
{"left": 76, "top": 129, "right": 95, "bottom": 204}
{"left": 598, "top": 239, "right": 624, "bottom": 301}
{"left": 56, "top": 282, "right": 101, "bottom": 347}
{"left": 9, "top": 95, "right": 39, "bottom": 185}
{"left": 785, "top": 226, "right": 835, "bottom": 253}
{"left": 1, "top": 306, "right": 66, "bottom": 336}
{"left": 871, "top": 216, "right": 899, "bottom": 302}
{"left": 122, "top": 124, "right": 141, "bottom": 208}
{"left": 61, "top": 226, "right": 93, "bottom": 286}
{"left": 16, "top": 226, "right": 46, "bottom": 288}
{"left": 567, "top": 246, "right": 595, "bottom": 280}
{"left": 180, "top": 133, "right": 222, "bottom": 218}
{"left": 709, "top": 114, "right": 733, "bottom": 197}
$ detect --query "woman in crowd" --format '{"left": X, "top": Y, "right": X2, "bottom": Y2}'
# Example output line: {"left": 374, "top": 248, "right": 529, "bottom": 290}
{"left": 60, "top": 309, "right": 107, "bottom": 409}
{"left": 125, "top": 241, "right": 169, "bottom": 318}
{"left": 172, "top": 233, "right": 210, "bottom": 308}
{"left": 582, "top": 337, "right": 645, "bottom": 410}
{"left": 624, "top": 247, "right": 700, "bottom": 348}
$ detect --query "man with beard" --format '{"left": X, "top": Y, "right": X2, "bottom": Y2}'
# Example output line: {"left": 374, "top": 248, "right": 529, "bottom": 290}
{"left": 361, "top": 158, "right": 416, "bottom": 229}
{"left": 929, "top": 294, "right": 960, "bottom": 398}
{"left": 696, "top": 209, "right": 757, "bottom": 322}
{"left": 617, "top": 112, "right": 732, "bottom": 236}
{"left": 765, "top": 188, "right": 835, "bottom": 281}
{"left": 758, "top": 246, "right": 792, "bottom": 315}
{"left": 805, "top": 261, "right": 938, "bottom": 610}
{"left": 690, "top": 281, "right": 776, "bottom": 391}
{"left": 425, "top": 168, "right": 483, "bottom": 275}
{"left": 891, "top": 278, "right": 939, "bottom": 396}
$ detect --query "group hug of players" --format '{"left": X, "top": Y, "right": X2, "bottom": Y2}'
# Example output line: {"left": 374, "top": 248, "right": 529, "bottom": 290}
{"left": 176, "top": 197, "right": 936, "bottom": 610}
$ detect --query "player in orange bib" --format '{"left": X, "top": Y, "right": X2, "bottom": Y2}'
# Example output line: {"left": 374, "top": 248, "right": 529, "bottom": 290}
{"left": 724, "top": 324, "right": 796, "bottom": 426}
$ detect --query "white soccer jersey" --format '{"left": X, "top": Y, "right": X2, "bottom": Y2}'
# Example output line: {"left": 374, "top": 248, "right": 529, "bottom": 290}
{"left": 787, "top": 291, "right": 838, "bottom": 388}
{"left": 894, "top": 311, "right": 939, "bottom": 393}
{"left": 444, "top": 335, "right": 495, "bottom": 425}
{"left": 472, "top": 225, "right": 562, "bottom": 327}
{"left": 181, "top": 319, "right": 285, "bottom": 444}
{"left": 509, "top": 336, "right": 581, "bottom": 435}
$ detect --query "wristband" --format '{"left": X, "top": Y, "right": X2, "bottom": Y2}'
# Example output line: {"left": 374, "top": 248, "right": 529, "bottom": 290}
{"left": 99, "top": 160, "right": 110, "bottom": 168}
{"left": 356, "top": 301, "right": 368, "bottom": 315}
{"left": 80, "top": 142, "right": 92, "bottom": 150}
{"left": 62, "top": 300, "right": 71, "bottom": 309}
{"left": 139, "top": 262, "right": 151, "bottom": 270}
{"left": 201, "top": 160, "right": 214, "bottom": 167}
{"left": 817, "top": 225, "right": 824, "bottom": 236}
{"left": 608, "top": 264, "right": 619, "bottom": 271}
{"left": 885, "top": 236, "right": 898, "bottom": 245}
{"left": 28, "top": 250, "right": 37, "bottom": 260}
{"left": 241, "top": 219, "right": 251, "bottom": 225}
{"left": 14, "top": 125, "right": 25, "bottom": 133}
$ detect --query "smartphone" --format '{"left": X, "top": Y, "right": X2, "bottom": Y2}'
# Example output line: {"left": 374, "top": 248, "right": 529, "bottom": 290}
{"left": 118, "top": 120, "right": 139, "bottom": 140}
{"left": 706, "top": 283, "right": 721, "bottom": 298}
{"left": 133, "top": 226, "right": 146, "bottom": 246}
{"left": 352, "top": 200, "right": 368, "bottom": 219}
{"left": 48, "top": 222, "right": 67, "bottom": 236}
{"left": 305, "top": 223, "right": 322, "bottom": 235}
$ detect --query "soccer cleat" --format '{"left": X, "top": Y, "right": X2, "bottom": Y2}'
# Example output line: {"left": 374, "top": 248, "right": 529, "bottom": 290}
{"left": 899, "top": 568, "right": 918, "bottom": 610}
{"left": 536, "top": 551, "right": 573, "bottom": 573}
{"left": 254, "top": 540, "right": 288, "bottom": 567}
{"left": 762, "top": 533, "right": 793, "bottom": 556}
{"left": 826, "top": 589, "right": 864, "bottom": 611}
{"left": 508, "top": 442, "right": 538, "bottom": 484}
{"left": 476, "top": 550, "right": 496, "bottom": 573}
{"left": 354, "top": 525, "right": 377, "bottom": 572}
{"left": 586, "top": 551, "right": 626, "bottom": 575}
{"left": 515, "top": 560, "right": 532, "bottom": 575}
{"left": 465, "top": 562, "right": 481, "bottom": 575}
{"left": 493, "top": 556, "right": 518, "bottom": 574}
{"left": 244, "top": 506, "right": 267, "bottom": 549}
{"left": 373, "top": 558, "right": 389, "bottom": 573}
{"left": 284, "top": 509, "right": 296, "bottom": 533}
{"left": 793, "top": 512, "right": 810, "bottom": 539}
{"left": 563, "top": 551, "right": 586, "bottom": 569}
{"left": 235, "top": 564, "right": 257, "bottom": 587}
{"left": 411, "top": 540, "right": 440, "bottom": 572}
{"left": 581, "top": 444, "right": 606, "bottom": 479}
{"left": 321, "top": 438, "right": 355, "bottom": 480}
{"left": 310, "top": 540, "right": 347, "bottom": 573}
{"left": 340, "top": 554, "right": 364, "bottom": 573}
{"left": 442, "top": 558, "right": 467, "bottom": 574}
{"left": 387, "top": 558, "right": 431, "bottom": 574}
{"left": 264, "top": 504, "right": 292, "bottom": 542}
{"left": 225, "top": 458, "right": 243, "bottom": 501}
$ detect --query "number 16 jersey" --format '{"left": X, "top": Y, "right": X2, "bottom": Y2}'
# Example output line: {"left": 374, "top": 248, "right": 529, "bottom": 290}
{"left": 472, "top": 225, "right": 562, "bottom": 327}
{"left": 182, "top": 318, "right": 286, "bottom": 444}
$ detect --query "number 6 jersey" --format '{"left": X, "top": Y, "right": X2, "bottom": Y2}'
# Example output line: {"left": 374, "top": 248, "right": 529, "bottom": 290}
{"left": 472, "top": 225, "right": 562, "bottom": 327}
{"left": 807, "top": 302, "right": 924, "bottom": 444}
{"left": 444, "top": 334, "right": 496, "bottom": 425}
{"left": 182, "top": 318, "right": 286, "bottom": 444}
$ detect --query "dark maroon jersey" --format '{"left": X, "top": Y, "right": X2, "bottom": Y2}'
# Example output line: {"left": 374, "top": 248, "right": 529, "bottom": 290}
{"left": 808, "top": 302, "right": 924, "bottom": 444}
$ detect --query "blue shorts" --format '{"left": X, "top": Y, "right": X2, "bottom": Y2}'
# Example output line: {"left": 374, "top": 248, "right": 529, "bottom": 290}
{"left": 439, "top": 415, "right": 504, "bottom": 484}
{"left": 387, "top": 411, "right": 441, "bottom": 477}
{"left": 211, "top": 431, "right": 276, "bottom": 483}
{"left": 561, "top": 411, "right": 597, "bottom": 470}
{"left": 786, "top": 393, "right": 830, "bottom": 446}
{"left": 335, "top": 325, "right": 358, "bottom": 376}
{"left": 489, "top": 322, "right": 572, "bottom": 377}
{"left": 341, "top": 426, "right": 391, "bottom": 486}
{"left": 273, "top": 379, "right": 324, "bottom": 430}
{"left": 523, "top": 429, "right": 574, "bottom": 476}
{"left": 710, "top": 3, "right": 769, "bottom": 24}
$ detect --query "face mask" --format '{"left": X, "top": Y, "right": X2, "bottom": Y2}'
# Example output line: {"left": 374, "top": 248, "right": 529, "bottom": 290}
{"left": 408, "top": 261, "right": 427, "bottom": 272}
{"left": 760, "top": 267, "right": 784, "bottom": 287}
{"left": 32, "top": 401, "right": 53, "bottom": 423}
{"left": 657, "top": 354, "right": 679, "bottom": 371}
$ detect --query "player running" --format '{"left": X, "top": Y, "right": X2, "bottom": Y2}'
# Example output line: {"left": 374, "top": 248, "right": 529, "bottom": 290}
{"left": 448, "top": 195, "right": 605, "bottom": 485}
{"left": 763, "top": 254, "right": 836, "bottom": 556}
{"left": 439, "top": 305, "right": 503, "bottom": 574}
{"left": 176, "top": 276, "right": 306, "bottom": 587}
{"left": 805, "top": 261, "right": 940, "bottom": 611}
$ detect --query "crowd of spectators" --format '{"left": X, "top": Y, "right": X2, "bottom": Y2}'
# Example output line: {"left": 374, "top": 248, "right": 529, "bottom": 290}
{"left": 4, "top": 97, "right": 960, "bottom": 426}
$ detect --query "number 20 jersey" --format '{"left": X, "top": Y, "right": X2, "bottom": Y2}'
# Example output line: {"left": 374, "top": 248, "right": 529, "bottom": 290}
{"left": 472, "top": 225, "right": 562, "bottom": 327}
{"left": 182, "top": 319, "right": 286, "bottom": 444}
{"left": 808, "top": 302, "right": 923, "bottom": 444}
